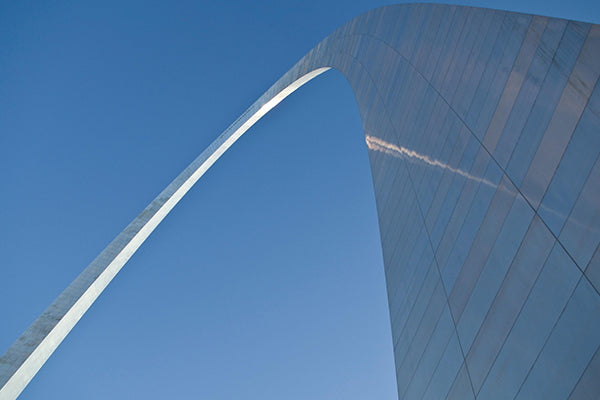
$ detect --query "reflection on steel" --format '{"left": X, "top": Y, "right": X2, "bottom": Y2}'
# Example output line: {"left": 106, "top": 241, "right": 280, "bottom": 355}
{"left": 2, "top": 4, "right": 600, "bottom": 399}
{"left": 366, "top": 135, "right": 498, "bottom": 190}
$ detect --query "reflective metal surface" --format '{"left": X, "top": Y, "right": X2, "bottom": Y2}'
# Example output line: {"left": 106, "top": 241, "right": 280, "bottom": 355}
{"left": 1, "top": 4, "right": 600, "bottom": 399}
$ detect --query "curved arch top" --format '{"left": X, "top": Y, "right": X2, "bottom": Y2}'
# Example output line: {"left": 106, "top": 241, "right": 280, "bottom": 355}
{"left": 2, "top": 3, "right": 600, "bottom": 399}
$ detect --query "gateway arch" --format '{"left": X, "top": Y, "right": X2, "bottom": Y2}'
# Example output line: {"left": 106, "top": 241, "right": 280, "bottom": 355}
{"left": 2, "top": 3, "right": 600, "bottom": 399}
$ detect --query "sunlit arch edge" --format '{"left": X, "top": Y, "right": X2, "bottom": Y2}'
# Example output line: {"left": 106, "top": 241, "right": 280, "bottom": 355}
{"left": 0, "top": 65, "right": 332, "bottom": 399}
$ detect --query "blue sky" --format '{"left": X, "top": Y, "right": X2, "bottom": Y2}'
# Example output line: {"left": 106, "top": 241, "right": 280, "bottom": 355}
{"left": 1, "top": 1, "right": 599, "bottom": 399}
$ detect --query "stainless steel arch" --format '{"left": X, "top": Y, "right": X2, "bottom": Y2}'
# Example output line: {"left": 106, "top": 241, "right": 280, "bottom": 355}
{"left": 2, "top": 4, "right": 600, "bottom": 399}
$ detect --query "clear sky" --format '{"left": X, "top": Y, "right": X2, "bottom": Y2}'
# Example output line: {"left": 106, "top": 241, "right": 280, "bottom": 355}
{"left": 1, "top": 1, "right": 598, "bottom": 399}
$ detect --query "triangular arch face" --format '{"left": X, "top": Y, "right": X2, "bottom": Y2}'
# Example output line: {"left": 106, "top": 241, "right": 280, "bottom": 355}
{"left": 2, "top": 4, "right": 600, "bottom": 399}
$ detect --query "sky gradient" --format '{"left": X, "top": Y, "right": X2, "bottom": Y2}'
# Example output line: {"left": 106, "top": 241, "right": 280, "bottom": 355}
{"left": 1, "top": 1, "right": 599, "bottom": 399}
